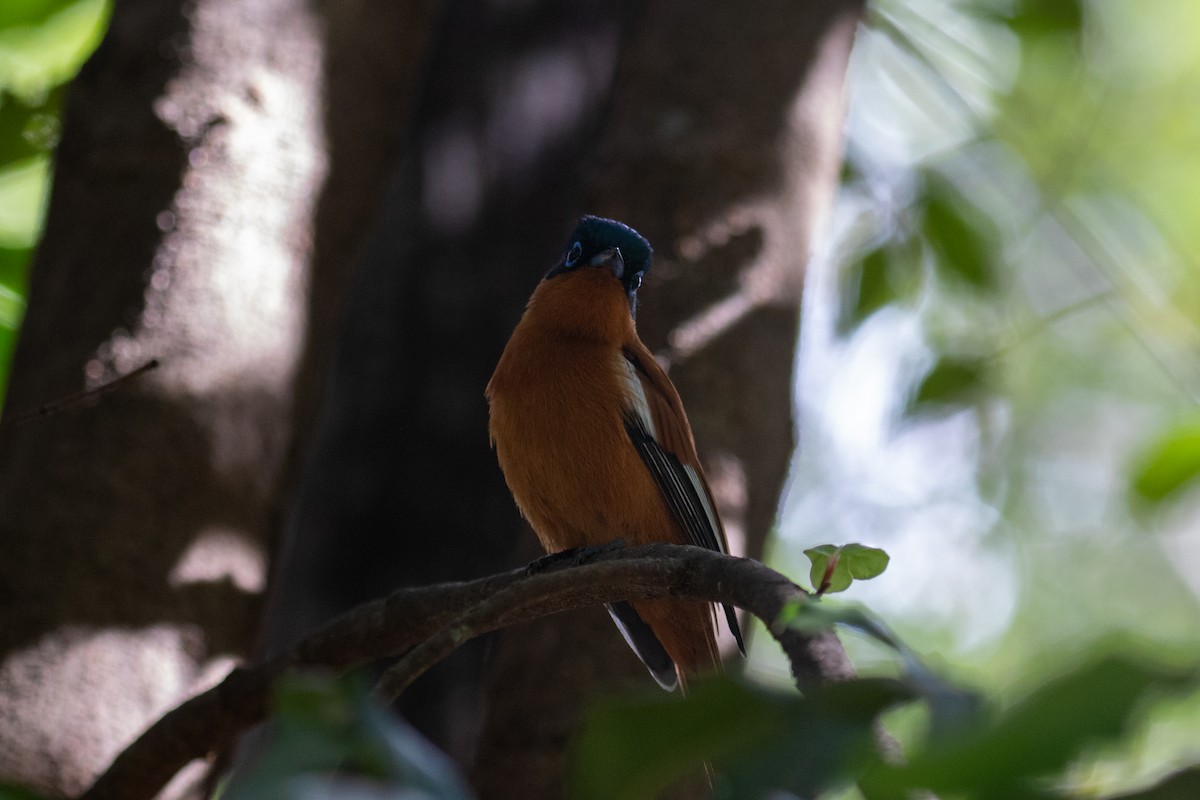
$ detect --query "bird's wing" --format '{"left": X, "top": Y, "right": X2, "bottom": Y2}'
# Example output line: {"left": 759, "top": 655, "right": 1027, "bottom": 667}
{"left": 619, "top": 342, "right": 745, "bottom": 653}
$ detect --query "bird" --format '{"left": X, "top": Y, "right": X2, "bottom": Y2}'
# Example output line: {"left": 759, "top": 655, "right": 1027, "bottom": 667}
{"left": 486, "top": 214, "right": 745, "bottom": 690}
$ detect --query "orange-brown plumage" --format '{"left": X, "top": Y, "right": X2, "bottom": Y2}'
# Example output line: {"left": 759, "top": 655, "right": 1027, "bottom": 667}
{"left": 486, "top": 217, "right": 742, "bottom": 687}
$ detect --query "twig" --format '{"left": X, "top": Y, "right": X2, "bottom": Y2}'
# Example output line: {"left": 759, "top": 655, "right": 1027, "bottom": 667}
{"left": 0, "top": 359, "right": 160, "bottom": 432}
{"left": 80, "top": 543, "right": 853, "bottom": 800}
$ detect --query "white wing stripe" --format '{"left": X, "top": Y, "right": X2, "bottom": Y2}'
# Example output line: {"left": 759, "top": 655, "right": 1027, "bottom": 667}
{"left": 618, "top": 354, "right": 656, "bottom": 439}
{"left": 683, "top": 463, "right": 724, "bottom": 554}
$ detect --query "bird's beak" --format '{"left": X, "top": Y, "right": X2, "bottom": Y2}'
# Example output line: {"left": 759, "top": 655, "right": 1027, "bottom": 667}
{"left": 588, "top": 247, "right": 624, "bottom": 281}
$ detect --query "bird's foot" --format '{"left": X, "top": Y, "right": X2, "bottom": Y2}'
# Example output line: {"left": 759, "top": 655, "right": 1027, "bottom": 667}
{"left": 525, "top": 539, "right": 626, "bottom": 575}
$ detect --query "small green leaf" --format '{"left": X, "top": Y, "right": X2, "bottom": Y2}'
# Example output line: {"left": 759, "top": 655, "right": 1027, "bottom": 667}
{"left": 805, "top": 543, "right": 889, "bottom": 594}
{"left": 922, "top": 182, "right": 997, "bottom": 291}
{"left": 804, "top": 544, "right": 852, "bottom": 594}
{"left": 836, "top": 242, "right": 923, "bottom": 336}
{"left": 907, "top": 357, "right": 987, "bottom": 416}
{"left": 841, "top": 543, "right": 890, "bottom": 580}
{"left": 837, "top": 246, "right": 894, "bottom": 335}
{"left": 1131, "top": 421, "right": 1200, "bottom": 505}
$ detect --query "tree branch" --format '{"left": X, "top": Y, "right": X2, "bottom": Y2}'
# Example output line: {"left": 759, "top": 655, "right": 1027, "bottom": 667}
{"left": 80, "top": 544, "right": 853, "bottom": 800}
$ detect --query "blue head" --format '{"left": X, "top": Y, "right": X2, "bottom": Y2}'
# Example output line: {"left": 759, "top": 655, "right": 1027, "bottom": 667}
{"left": 545, "top": 215, "right": 653, "bottom": 316}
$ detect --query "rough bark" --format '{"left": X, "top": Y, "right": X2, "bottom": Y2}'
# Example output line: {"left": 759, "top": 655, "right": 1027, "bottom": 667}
{"left": 0, "top": 0, "right": 862, "bottom": 796}
{"left": 0, "top": 0, "right": 436, "bottom": 795}
{"left": 257, "top": 0, "right": 639, "bottom": 764}
{"left": 470, "top": 2, "right": 864, "bottom": 797}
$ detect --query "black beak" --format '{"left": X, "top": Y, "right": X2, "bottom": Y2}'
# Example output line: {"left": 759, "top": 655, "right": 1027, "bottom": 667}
{"left": 588, "top": 247, "right": 624, "bottom": 280}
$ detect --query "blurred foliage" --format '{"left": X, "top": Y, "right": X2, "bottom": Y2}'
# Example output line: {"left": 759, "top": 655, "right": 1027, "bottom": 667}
{"left": 0, "top": 783, "right": 44, "bottom": 800}
{"left": 772, "top": 0, "right": 1200, "bottom": 796}
{"left": 220, "top": 671, "right": 475, "bottom": 800}
{"left": 570, "top": 649, "right": 1200, "bottom": 800}
{"left": 0, "top": 0, "right": 110, "bottom": 405}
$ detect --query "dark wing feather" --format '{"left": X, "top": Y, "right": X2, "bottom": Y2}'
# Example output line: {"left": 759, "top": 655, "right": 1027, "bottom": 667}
{"left": 606, "top": 601, "right": 678, "bottom": 691}
{"left": 621, "top": 345, "right": 746, "bottom": 654}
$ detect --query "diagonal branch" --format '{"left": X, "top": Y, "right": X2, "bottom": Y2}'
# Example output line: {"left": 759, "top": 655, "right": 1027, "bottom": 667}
{"left": 80, "top": 543, "right": 853, "bottom": 800}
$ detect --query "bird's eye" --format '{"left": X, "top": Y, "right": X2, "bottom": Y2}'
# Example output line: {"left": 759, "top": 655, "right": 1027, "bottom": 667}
{"left": 629, "top": 271, "right": 644, "bottom": 292}
{"left": 565, "top": 241, "right": 582, "bottom": 267}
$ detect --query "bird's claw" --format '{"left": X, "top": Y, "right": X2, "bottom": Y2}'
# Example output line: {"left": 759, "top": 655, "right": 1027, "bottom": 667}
{"left": 525, "top": 538, "right": 626, "bottom": 575}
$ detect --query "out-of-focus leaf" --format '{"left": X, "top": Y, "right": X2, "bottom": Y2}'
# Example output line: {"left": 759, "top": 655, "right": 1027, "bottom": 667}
{"left": 837, "top": 246, "right": 895, "bottom": 335}
{"left": 1002, "top": 0, "right": 1084, "bottom": 38}
{"left": 0, "top": 783, "right": 44, "bottom": 800}
{"left": 777, "top": 598, "right": 983, "bottom": 743}
{"left": 0, "top": 0, "right": 78, "bottom": 31}
{"left": 923, "top": 184, "right": 997, "bottom": 290}
{"left": 836, "top": 239, "right": 924, "bottom": 336}
{"left": 571, "top": 675, "right": 915, "bottom": 800}
{"left": 722, "top": 678, "right": 917, "bottom": 800}
{"left": 0, "top": 89, "right": 63, "bottom": 168}
{"left": 865, "top": 656, "right": 1200, "bottom": 797}
{"left": 1130, "top": 421, "right": 1200, "bottom": 505}
{"left": 805, "top": 543, "right": 890, "bottom": 594}
{"left": 0, "top": 0, "right": 111, "bottom": 98}
{"left": 223, "top": 672, "right": 474, "bottom": 800}
{"left": 0, "top": 155, "right": 48, "bottom": 247}
{"left": 1104, "top": 767, "right": 1200, "bottom": 800}
{"left": 571, "top": 678, "right": 780, "bottom": 800}
{"left": 906, "top": 357, "right": 987, "bottom": 415}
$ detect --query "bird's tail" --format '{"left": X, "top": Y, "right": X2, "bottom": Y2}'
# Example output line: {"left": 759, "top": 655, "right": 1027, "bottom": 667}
{"left": 629, "top": 597, "right": 722, "bottom": 691}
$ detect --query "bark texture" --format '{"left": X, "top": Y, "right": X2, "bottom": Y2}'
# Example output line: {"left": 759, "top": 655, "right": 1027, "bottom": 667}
{"left": 0, "top": 0, "right": 862, "bottom": 797}
{"left": 469, "top": 2, "right": 863, "bottom": 797}
{"left": 0, "top": 0, "right": 435, "bottom": 795}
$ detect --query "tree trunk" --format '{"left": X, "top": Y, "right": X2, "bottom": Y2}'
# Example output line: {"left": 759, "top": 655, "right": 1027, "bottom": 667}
{"left": 0, "top": 0, "right": 435, "bottom": 795}
{"left": 0, "top": 0, "right": 861, "bottom": 796}
{"left": 470, "top": 2, "right": 863, "bottom": 798}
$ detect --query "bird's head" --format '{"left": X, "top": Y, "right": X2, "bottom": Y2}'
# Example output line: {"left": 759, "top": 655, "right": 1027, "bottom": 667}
{"left": 544, "top": 215, "right": 653, "bottom": 319}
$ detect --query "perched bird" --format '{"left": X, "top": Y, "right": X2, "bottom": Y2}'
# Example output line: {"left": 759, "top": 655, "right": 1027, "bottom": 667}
{"left": 486, "top": 215, "right": 744, "bottom": 690}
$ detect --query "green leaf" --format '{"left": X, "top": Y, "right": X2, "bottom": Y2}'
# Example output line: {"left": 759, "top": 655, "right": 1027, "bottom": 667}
{"left": 0, "top": 88, "right": 63, "bottom": 168}
{"left": 805, "top": 543, "right": 852, "bottom": 594}
{"left": 1005, "top": 0, "right": 1083, "bottom": 38}
{"left": 0, "top": 155, "right": 48, "bottom": 248}
{"left": 1130, "top": 421, "right": 1200, "bottom": 505}
{"left": 836, "top": 240, "right": 924, "bottom": 336}
{"left": 0, "top": 783, "right": 45, "bottom": 800}
{"left": 571, "top": 678, "right": 784, "bottom": 800}
{"left": 907, "top": 357, "right": 987, "bottom": 415}
{"left": 223, "top": 671, "right": 474, "bottom": 800}
{"left": 837, "top": 246, "right": 895, "bottom": 335}
{"left": 0, "top": 0, "right": 111, "bottom": 99}
{"left": 571, "top": 676, "right": 916, "bottom": 800}
{"left": 804, "top": 543, "right": 889, "bottom": 594}
{"left": 0, "top": 0, "right": 79, "bottom": 31}
{"left": 722, "top": 678, "right": 917, "bottom": 799}
{"left": 867, "top": 656, "right": 1200, "bottom": 797}
{"left": 842, "top": 543, "right": 890, "bottom": 580}
{"left": 776, "top": 599, "right": 983, "bottom": 742}
{"left": 922, "top": 182, "right": 997, "bottom": 291}
{"left": 1104, "top": 767, "right": 1200, "bottom": 800}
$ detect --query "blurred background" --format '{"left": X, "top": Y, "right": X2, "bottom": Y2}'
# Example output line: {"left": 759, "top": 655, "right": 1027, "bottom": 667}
{"left": 2, "top": 0, "right": 1199, "bottom": 797}
{"left": 759, "top": 0, "right": 1200, "bottom": 794}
